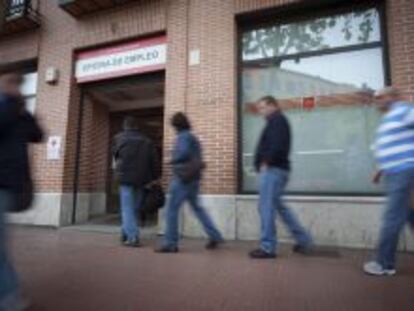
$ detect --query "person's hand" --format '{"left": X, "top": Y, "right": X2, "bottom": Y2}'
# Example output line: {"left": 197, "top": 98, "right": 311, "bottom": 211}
{"left": 260, "top": 163, "right": 268, "bottom": 172}
{"left": 372, "top": 171, "right": 382, "bottom": 184}
{"left": 147, "top": 179, "right": 161, "bottom": 187}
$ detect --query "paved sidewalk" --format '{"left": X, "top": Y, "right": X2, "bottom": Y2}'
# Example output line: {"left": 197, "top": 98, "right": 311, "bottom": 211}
{"left": 8, "top": 227, "right": 414, "bottom": 311}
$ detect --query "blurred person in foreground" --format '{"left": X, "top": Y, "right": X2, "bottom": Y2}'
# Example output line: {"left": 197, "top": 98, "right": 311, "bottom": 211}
{"left": 249, "top": 96, "right": 312, "bottom": 259}
{"left": 364, "top": 87, "right": 414, "bottom": 276}
{"left": 156, "top": 112, "right": 224, "bottom": 253}
{"left": 0, "top": 72, "right": 44, "bottom": 310}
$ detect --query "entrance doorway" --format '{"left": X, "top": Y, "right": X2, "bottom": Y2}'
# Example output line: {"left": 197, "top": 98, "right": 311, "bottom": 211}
{"left": 73, "top": 72, "right": 165, "bottom": 230}
{"left": 107, "top": 108, "right": 163, "bottom": 227}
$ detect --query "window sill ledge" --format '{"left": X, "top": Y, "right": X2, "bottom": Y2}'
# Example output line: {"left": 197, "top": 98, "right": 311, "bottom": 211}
{"left": 236, "top": 194, "right": 386, "bottom": 204}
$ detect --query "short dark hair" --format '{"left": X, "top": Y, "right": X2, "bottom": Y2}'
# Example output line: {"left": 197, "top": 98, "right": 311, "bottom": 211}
{"left": 171, "top": 112, "right": 191, "bottom": 131}
{"left": 259, "top": 96, "right": 279, "bottom": 107}
{"left": 123, "top": 116, "right": 139, "bottom": 130}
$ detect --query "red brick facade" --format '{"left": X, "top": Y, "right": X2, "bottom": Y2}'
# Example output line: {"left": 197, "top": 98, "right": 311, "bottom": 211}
{"left": 387, "top": 0, "right": 414, "bottom": 99}
{"left": 77, "top": 95, "right": 110, "bottom": 193}
{"left": 0, "top": 0, "right": 413, "bottom": 199}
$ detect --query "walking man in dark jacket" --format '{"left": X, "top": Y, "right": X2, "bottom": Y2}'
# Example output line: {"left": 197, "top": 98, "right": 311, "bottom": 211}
{"left": 112, "top": 116, "right": 160, "bottom": 247}
{"left": 0, "top": 72, "right": 43, "bottom": 310}
{"left": 249, "top": 96, "right": 312, "bottom": 259}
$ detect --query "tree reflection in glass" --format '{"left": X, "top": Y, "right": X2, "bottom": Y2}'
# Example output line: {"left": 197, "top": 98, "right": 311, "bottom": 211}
{"left": 242, "top": 8, "right": 380, "bottom": 60}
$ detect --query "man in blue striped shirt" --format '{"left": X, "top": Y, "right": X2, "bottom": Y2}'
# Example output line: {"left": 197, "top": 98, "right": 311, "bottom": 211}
{"left": 364, "top": 87, "right": 414, "bottom": 276}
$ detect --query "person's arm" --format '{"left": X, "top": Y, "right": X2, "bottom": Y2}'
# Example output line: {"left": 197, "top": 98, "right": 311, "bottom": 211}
{"left": 0, "top": 97, "right": 20, "bottom": 133}
{"left": 254, "top": 151, "right": 261, "bottom": 172}
{"left": 171, "top": 133, "right": 192, "bottom": 164}
{"left": 254, "top": 131, "right": 265, "bottom": 172}
{"left": 112, "top": 134, "right": 122, "bottom": 160}
{"left": 20, "top": 112, "right": 44, "bottom": 143}
{"left": 372, "top": 170, "right": 383, "bottom": 184}
{"left": 111, "top": 136, "right": 122, "bottom": 173}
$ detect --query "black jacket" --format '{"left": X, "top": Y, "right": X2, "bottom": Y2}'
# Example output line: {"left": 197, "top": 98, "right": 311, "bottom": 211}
{"left": 254, "top": 111, "right": 291, "bottom": 171}
{"left": 0, "top": 94, "right": 44, "bottom": 193}
{"left": 112, "top": 130, "right": 160, "bottom": 187}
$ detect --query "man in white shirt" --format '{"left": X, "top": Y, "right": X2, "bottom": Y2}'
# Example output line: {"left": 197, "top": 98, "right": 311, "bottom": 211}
{"left": 364, "top": 87, "right": 414, "bottom": 276}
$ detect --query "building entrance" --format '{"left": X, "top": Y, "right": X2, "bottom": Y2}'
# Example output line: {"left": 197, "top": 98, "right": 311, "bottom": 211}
{"left": 73, "top": 72, "right": 165, "bottom": 229}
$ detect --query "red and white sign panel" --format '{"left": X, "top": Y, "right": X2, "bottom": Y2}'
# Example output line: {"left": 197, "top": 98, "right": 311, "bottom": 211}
{"left": 303, "top": 97, "right": 316, "bottom": 110}
{"left": 75, "top": 36, "right": 167, "bottom": 83}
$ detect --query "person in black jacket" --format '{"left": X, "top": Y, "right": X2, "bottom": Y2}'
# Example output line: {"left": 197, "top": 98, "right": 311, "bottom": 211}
{"left": 249, "top": 96, "right": 312, "bottom": 259}
{"left": 0, "top": 72, "right": 43, "bottom": 310}
{"left": 112, "top": 116, "right": 160, "bottom": 247}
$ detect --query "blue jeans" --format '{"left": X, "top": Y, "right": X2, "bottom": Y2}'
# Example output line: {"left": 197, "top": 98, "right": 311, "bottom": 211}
{"left": 163, "top": 178, "right": 223, "bottom": 248}
{"left": 259, "top": 168, "right": 312, "bottom": 254}
{"left": 120, "top": 185, "right": 143, "bottom": 242}
{"left": 0, "top": 190, "right": 19, "bottom": 301}
{"left": 377, "top": 169, "right": 414, "bottom": 269}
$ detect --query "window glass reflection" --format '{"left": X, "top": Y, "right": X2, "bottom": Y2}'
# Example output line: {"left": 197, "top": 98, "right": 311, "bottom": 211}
{"left": 243, "top": 8, "right": 380, "bottom": 60}
{"left": 241, "top": 48, "right": 385, "bottom": 194}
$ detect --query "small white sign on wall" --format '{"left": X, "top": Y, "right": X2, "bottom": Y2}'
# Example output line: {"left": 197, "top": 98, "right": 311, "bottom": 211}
{"left": 189, "top": 49, "right": 201, "bottom": 66}
{"left": 47, "top": 136, "right": 62, "bottom": 160}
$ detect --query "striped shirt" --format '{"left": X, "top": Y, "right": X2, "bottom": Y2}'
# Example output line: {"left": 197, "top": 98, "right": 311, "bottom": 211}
{"left": 375, "top": 101, "right": 414, "bottom": 174}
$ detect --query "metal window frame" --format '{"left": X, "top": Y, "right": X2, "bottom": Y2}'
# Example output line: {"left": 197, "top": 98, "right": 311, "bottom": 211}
{"left": 4, "top": 0, "right": 32, "bottom": 19}
{"left": 0, "top": 0, "right": 40, "bottom": 37}
{"left": 236, "top": 0, "right": 391, "bottom": 196}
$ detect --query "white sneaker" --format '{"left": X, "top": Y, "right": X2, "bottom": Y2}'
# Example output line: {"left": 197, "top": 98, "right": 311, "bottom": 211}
{"left": 363, "top": 261, "right": 396, "bottom": 276}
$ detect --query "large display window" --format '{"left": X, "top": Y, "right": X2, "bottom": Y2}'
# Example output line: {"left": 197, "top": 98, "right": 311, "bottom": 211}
{"left": 240, "top": 5, "right": 387, "bottom": 194}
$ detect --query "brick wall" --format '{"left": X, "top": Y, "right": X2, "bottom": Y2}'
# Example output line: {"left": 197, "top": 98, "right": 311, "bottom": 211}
{"left": 77, "top": 95, "right": 94, "bottom": 192}
{"left": 90, "top": 101, "right": 110, "bottom": 192}
{"left": 77, "top": 95, "right": 109, "bottom": 193}
{"left": 162, "top": 0, "right": 189, "bottom": 185}
{"left": 235, "top": 0, "right": 299, "bottom": 13}
{"left": 386, "top": 0, "right": 414, "bottom": 100}
{"left": 163, "top": 0, "right": 237, "bottom": 194}
{"left": 0, "top": 32, "right": 39, "bottom": 65}
{"left": 0, "top": 0, "right": 413, "bottom": 199}
{"left": 28, "top": 0, "right": 167, "bottom": 193}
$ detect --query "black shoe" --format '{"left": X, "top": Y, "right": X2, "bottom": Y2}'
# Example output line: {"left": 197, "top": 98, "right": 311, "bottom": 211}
{"left": 292, "top": 244, "right": 312, "bottom": 255}
{"left": 123, "top": 239, "right": 140, "bottom": 248}
{"left": 120, "top": 233, "right": 127, "bottom": 243}
{"left": 205, "top": 240, "right": 224, "bottom": 250}
{"left": 249, "top": 249, "right": 276, "bottom": 259}
{"left": 155, "top": 246, "right": 179, "bottom": 253}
